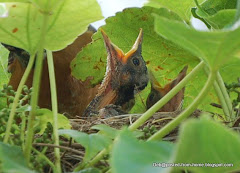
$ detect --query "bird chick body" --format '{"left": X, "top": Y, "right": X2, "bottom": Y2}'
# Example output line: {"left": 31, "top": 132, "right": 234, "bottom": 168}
{"left": 83, "top": 29, "right": 148, "bottom": 117}
{"left": 146, "top": 66, "right": 188, "bottom": 113}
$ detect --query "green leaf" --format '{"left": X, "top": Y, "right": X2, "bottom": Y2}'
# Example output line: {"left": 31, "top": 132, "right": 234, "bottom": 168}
{"left": 91, "top": 124, "right": 118, "bottom": 139}
{"left": 197, "top": 0, "right": 237, "bottom": 16}
{"left": 154, "top": 15, "right": 240, "bottom": 71}
{"left": 0, "top": 1, "right": 103, "bottom": 52}
{"left": 194, "top": 0, "right": 238, "bottom": 29}
{"left": 111, "top": 129, "right": 174, "bottom": 173}
{"left": 58, "top": 129, "right": 112, "bottom": 163}
{"left": 35, "top": 108, "right": 71, "bottom": 134}
{"left": 0, "top": 44, "right": 9, "bottom": 110}
{"left": 173, "top": 115, "right": 240, "bottom": 173}
{"left": 91, "top": 124, "right": 143, "bottom": 139}
{"left": 145, "top": 0, "right": 205, "bottom": 22}
{"left": 76, "top": 168, "right": 101, "bottom": 173}
{"left": 0, "top": 142, "right": 35, "bottom": 173}
{"left": 205, "top": 9, "right": 236, "bottom": 29}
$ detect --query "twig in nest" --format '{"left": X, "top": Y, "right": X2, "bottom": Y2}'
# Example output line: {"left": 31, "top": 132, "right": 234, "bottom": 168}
{"left": 33, "top": 143, "right": 84, "bottom": 156}
{"left": 152, "top": 117, "right": 174, "bottom": 124}
{"left": 61, "top": 137, "right": 72, "bottom": 159}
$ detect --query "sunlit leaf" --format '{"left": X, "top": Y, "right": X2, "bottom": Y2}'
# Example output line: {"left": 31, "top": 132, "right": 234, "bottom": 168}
{"left": 35, "top": 108, "right": 71, "bottom": 134}
{"left": 145, "top": 0, "right": 205, "bottom": 22}
{"left": 0, "top": 0, "right": 103, "bottom": 52}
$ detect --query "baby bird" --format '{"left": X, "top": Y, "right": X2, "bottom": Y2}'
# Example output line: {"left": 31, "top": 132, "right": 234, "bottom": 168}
{"left": 83, "top": 29, "right": 149, "bottom": 117}
{"left": 146, "top": 66, "right": 188, "bottom": 113}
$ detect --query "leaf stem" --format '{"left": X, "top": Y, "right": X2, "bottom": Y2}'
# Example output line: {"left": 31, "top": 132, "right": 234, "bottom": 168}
{"left": 213, "top": 80, "right": 229, "bottom": 120}
{"left": 216, "top": 71, "right": 233, "bottom": 120}
{"left": 3, "top": 53, "right": 35, "bottom": 143}
{"left": 20, "top": 112, "right": 27, "bottom": 151}
{"left": 24, "top": 13, "right": 49, "bottom": 165}
{"left": 129, "top": 61, "right": 205, "bottom": 131}
{"left": 148, "top": 71, "right": 216, "bottom": 141}
{"left": 46, "top": 50, "right": 61, "bottom": 173}
{"left": 204, "top": 68, "right": 230, "bottom": 120}
{"left": 193, "top": 0, "right": 209, "bottom": 17}
{"left": 75, "top": 148, "right": 108, "bottom": 171}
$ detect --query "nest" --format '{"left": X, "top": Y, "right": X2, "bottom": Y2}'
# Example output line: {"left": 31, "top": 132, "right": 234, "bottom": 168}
{"left": 34, "top": 110, "right": 202, "bottom": 172}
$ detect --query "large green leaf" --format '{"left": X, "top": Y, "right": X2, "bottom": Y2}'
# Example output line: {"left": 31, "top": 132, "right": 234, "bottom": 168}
{"left": 145, "top": 0, "right": 205, "bottom": 22}
{"left": 58, "top": 129, "right": 112, "bottom": 163}
{"left": 172, "top": 115, "right": 240, "bottom": 173}
{"left": 0, "top": 44, "right": 9, "bottom": 110}
{"left": 154, "top": 15, "right": 240, "bottom": 71}
{"left": 0, "top": 142, "right": 35, "bottom": 173}
{"left": 154, "top": 15, "right": 240, "bottom": 114}
{"left": 35, "top": 108, "right": 71, "bottom": 134}
{"left": 0, "top": 0, "right": 103, "bottom": 52}
{"left": 111, "top": 129, "right": 174, "bottom": 173}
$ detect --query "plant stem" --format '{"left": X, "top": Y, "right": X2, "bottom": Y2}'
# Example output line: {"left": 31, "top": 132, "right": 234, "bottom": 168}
{"left": 33, "top": 143, "right": 84, "bottom": 155}
{"left": 3, "top": 54, "right": 35, "bottom": 143}
{"left": 213, "top": 81, "right": 229, "bottom": 120}
{"left": 46, "top": 50, "right": 61, "bottom": 173}
{"left": 20, "top": 112, "right": 27, "bottom": 151}
{"left": 194, "top": 0, "right": 209, "bottom": 17}
{"left": 216, "top": 71, "right": 234, "bottom": 120}
{"left": 32, "top": 147, "right": 56, "bottom": 172}
{"left": 148, "top": 71, "right": 216, "bottom": 141}
{"left": 81, "top": 61, "right": 205, "bottom": 169}
{"left": 129, "top": 61, "right": 205, "bottom": 131}
{"left": 204, "top": 68, "right": 229, "bottom": 121}
{"left": 75, "top": 148, "right": 108, "bottom": 171}
{"left": 24, "top": 13, "right": 49, "bottom": 164}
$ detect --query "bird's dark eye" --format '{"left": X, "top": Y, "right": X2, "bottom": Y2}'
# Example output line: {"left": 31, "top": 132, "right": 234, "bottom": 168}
{"left": 132, "top": 58, "right": 140, "bottom": 66}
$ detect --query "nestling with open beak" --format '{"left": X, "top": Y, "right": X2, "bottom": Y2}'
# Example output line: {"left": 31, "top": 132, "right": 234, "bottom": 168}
{"left": 83, "top": 28, "right": 149, "bottom": 117}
